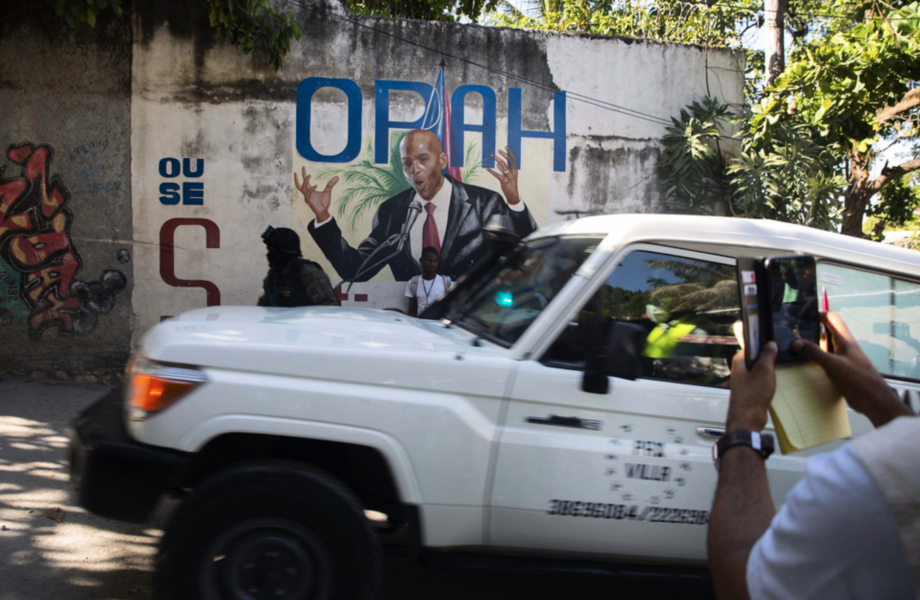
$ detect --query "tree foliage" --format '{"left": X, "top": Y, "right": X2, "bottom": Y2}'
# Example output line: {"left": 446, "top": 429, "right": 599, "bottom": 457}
{"left": 659, "top": 96, "right": 847, "bottom": 230}
{"left": 660, "top": 97, "right": 734, "bottom": 215}
{"left": 54, "top": 0, "right": 300, "bottom": 71}
{"left": 55, "top": 0, "right": 124, "bottom": 28}
{"left": 208, "top": 0, "right": 301, "bottom": 71}
{"left": 660, "top": 0, "right": 920, "bottom": 236}
{"left": 346, "top": 0, "right": 499, "bottom": 21}
{"left": 487, "top": 0, "right": 763, "bottom": 47}
{"left": 749, "top": 0, "right": 920, "bottom": 235}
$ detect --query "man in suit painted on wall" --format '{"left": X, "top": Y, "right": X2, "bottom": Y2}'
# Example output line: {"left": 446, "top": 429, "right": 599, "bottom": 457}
{"left": 294, "top": 129, "right": 537, "bottom": 282}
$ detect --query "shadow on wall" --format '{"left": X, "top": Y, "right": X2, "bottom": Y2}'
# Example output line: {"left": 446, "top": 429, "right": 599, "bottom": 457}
{"left": 0, "top": 143, "right": 126, "bottom": 340}
{"left": 0, "top": 380, "right": 169, "bottom": 600}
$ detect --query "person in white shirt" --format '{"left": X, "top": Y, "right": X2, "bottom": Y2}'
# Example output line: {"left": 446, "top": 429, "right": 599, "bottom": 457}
{"left": 405, "top": 246, "right": 451, "bottom": 317}
{"left": 708, "top": 312, "right": 917, "bottom": 600}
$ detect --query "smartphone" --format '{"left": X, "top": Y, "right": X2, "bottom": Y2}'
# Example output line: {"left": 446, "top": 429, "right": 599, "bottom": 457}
{"left": 737, "top": 257, "right": 766, "bottom": 369}
{"left": 737, "top": 255, "right": 820, "bottom": 368}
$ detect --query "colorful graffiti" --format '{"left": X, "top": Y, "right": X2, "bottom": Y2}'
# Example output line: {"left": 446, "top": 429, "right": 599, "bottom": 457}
{"left": 0, "top": 143, "right": 126, "bottom": 339}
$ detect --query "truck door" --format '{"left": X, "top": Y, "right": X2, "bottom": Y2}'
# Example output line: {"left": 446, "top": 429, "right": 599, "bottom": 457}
{"left": 489, "top": 247, "right": 770, "bottom": 562}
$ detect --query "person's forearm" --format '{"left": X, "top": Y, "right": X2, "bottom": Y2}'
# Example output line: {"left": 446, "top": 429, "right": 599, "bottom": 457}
{"left": 709, "top": 447, "right": 775, "bottom": 600}
{"left": 863, "top": 388, "right": 914, "bottom": 428}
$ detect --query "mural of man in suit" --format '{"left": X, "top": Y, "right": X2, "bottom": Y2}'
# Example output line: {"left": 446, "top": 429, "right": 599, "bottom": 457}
{"left": 294, "top": 129, "right": 537, "bottom": 282}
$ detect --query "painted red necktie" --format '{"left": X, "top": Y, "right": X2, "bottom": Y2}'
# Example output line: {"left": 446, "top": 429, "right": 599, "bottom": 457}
{"left": 422, "top": 202, "right": 440, "bottom": 254}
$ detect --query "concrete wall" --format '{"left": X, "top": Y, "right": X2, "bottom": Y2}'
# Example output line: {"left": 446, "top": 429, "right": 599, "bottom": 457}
{"left": 0, "top": 4, "right": 133, "bottom": 381}
{"left": 0, "top": 0, "right": 744, "bottom": 374}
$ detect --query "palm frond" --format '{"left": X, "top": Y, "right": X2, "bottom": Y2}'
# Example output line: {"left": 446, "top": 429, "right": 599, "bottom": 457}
{"left": 461, "top": 138, "right": 482, "bottom": 183}
{"left": 315, "top": 132, "right": 411, "bottom": 234}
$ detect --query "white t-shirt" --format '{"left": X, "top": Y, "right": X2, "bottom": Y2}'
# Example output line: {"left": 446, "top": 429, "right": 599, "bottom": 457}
{"left": 405, "top": 275, "right": 451, "bottom": 314}
{"left": 747, "top": 443, "right": 914, "bottom": 600}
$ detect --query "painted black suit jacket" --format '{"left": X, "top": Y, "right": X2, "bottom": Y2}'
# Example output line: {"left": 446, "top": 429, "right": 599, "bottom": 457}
{"left": 308, "top": 175, "right": 537, "bottom": 282}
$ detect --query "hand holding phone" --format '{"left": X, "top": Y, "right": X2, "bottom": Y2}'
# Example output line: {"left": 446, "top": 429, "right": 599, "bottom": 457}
{"left": 737, "top": 255, "right": 820, "bottom": 369}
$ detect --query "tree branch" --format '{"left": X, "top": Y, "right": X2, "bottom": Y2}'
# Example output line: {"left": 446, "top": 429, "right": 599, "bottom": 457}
{"left": 877, "top": 88, "right": 920, "bottom": 124}
{"left": 870, "top": 158, "right": 920, "bottom": 193}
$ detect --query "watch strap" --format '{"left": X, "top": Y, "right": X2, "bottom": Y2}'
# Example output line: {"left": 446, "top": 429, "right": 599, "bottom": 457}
{"left": 716, "top": 430, "right": 775, "bottom": 460}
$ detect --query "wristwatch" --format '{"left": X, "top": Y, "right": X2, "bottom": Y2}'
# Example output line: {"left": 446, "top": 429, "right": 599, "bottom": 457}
{"left": 712, "top": 430, "right": 775, "bottom": 472}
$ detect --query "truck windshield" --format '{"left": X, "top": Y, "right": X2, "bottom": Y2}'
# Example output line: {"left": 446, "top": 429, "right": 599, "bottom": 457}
{"left": 446, "top": 236, "right": 602, "bottom": 347}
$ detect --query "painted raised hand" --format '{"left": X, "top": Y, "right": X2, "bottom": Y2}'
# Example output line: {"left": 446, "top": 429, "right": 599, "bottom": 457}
{"left": 294, "top": 167, "right": 338, "bottom": 223}
{"left": 486, "top": 146, "right": 521, "bottom": 206}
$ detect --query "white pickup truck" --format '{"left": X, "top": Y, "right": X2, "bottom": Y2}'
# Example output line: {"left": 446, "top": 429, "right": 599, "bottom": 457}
{"left": 69, "top": 214, "right": 920, "bottom": 600}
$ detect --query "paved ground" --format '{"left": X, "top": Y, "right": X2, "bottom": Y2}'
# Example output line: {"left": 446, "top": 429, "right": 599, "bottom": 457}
{"left": 0, "top": 376, "right": 713, "bottom": 600}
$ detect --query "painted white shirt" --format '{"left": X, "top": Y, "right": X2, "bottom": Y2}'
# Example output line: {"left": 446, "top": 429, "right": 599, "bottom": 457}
{"left": 409, "top": 179, "right": 453, "bottom": 264}
{"left": 747, "top": 443, "right": 913, "bottom": 600}
{"left": 405, "top": 274, "right": 451, "bottom": 314}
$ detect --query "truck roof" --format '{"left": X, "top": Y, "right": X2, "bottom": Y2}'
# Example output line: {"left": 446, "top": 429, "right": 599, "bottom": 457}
{"left": 535, "top": 214, "right": 920, "bottom": 278}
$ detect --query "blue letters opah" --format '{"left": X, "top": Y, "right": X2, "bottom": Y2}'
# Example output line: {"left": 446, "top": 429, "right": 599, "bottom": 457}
{"left": 296, "top": 78, "right": 363, "bottom": 163}
{"left": 375, "top": 81, "right": 435, "bottom": 164}
{"left": 507, "top": 89, "right": 567, "bottom": 172}
{"left": 295, "top": 77, "right": 568, "bottom": 172}
{"left": 451, "top": 85, "right": 498, "bottom": 169}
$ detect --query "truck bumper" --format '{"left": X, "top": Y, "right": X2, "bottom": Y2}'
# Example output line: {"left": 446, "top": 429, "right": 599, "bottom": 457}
{"left": 68, "top": 387, "right": 189, "bottom": 523}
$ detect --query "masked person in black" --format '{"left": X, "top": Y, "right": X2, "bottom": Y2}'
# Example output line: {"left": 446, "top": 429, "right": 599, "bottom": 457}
{"left": 258, "top": 226, "right": 340, "bottom": 307}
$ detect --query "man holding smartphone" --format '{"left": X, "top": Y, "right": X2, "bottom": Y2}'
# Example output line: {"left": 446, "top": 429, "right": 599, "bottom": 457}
{"left": 709, "top": 312, "right": 917, "bottom": 600}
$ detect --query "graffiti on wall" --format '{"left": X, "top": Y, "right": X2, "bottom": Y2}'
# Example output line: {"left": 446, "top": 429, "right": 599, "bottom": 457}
{"left": 0, "top": 143, "right": 126, "bottom": 338}
{"left": 295, "top": 65, "right": 564, "bottom": 290}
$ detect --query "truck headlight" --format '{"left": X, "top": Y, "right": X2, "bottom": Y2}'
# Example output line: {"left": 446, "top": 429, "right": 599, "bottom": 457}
{"left": 125, "top": 355, "right": 207, "bottom": 421}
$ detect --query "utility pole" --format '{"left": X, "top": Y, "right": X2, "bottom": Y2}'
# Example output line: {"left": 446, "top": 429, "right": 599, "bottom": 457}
{"left": 764, "top": 0, "right": 785, "bottom": 86}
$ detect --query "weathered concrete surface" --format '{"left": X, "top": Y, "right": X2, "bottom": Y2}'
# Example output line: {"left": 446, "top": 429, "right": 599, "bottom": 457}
{"left": 130, "top": 0, "right": 745, "bottom": 334}
{"left": 0, "top": 3, "right": 133, "bottom": 376}
{"left": 2, "top": 0, "right": 744, "bottom": 368}
{"left": 0, "top": 376, "right": 714, "bottom": 600}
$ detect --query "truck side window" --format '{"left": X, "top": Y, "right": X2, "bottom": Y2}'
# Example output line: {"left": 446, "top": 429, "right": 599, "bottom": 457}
{"left": 817, "top": 263, "right": 920, "bottom": 379}
{"left": 542, "top": 250, "right": 741, "bottom": 387}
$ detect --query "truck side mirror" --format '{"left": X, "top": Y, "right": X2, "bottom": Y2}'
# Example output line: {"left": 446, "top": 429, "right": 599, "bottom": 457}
{"left": 581, "top": 321, "right": 645, "bottom": 394}
{"left": 605, "top": 322, "right": 645, "bottom": 381}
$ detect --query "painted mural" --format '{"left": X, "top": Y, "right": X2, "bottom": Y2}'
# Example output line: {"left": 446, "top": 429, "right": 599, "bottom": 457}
{"left": 0, "top": 143, "right": 126, "bottom": 338}
{"left": 293, "top": 65, "right": 565, "bottom": 310}
{"left": 126, "top": 18, "right": 742, "bottom": 335}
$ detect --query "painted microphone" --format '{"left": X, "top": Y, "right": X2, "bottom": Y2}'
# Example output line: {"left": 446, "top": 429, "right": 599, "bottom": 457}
{"left": 397, "top": 199, "right": 423, "bottom": 253}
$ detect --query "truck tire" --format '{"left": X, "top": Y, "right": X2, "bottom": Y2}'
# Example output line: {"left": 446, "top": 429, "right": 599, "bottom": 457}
{"left": 155, "top": 462, "right": 382, "bottom": 600}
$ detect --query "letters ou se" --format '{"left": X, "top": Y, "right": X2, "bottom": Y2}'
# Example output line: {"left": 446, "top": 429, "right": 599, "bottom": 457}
{"left": 295, "top": 77, "right": 567, "bottom": 172}
{"left": 158, "top": 158, "right": 205, "bottom": 205}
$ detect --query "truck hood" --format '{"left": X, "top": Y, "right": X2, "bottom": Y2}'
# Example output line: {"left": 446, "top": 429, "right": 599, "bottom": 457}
{"left": 140, "top": 306, "right": 498, "bottom": 380}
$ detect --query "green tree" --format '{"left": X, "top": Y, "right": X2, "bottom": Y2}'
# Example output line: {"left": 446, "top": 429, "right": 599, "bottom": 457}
{"left": 55, "top": 0, "right": 301, "bottom": 71}
{"left": 750, "top": 0, "right": 920, "bottom": 236}
{"left": 660, "top": 0, "right": 920, "bottom": 236}
{"left": 658, "top": 96, "right": 847, "bottom": 230}
{"left": 487, "top": 0, "right": 763, "bottom": 47}
{"left": 659, "top": 97, "right": 734, "bottom": 216}
{"left": 347, "top": 0, "right": 499, "bottom": 21}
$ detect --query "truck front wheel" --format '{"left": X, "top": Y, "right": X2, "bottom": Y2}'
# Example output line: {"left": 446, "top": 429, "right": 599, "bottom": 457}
{"left": 155, "top": 462, "right": 382, "bottom": 600}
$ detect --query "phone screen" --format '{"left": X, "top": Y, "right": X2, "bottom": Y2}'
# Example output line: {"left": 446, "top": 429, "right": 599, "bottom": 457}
{"left": 737, "top": 257, "right": 764, "bottom": 369}
{"left": 766, "top": 256, "right": 819, "bottom": 361}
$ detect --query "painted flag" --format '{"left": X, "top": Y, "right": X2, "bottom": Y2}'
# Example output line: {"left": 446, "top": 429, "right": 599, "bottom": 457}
{"left": 421, "top": 64, "right": 462, "bottom": 182}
